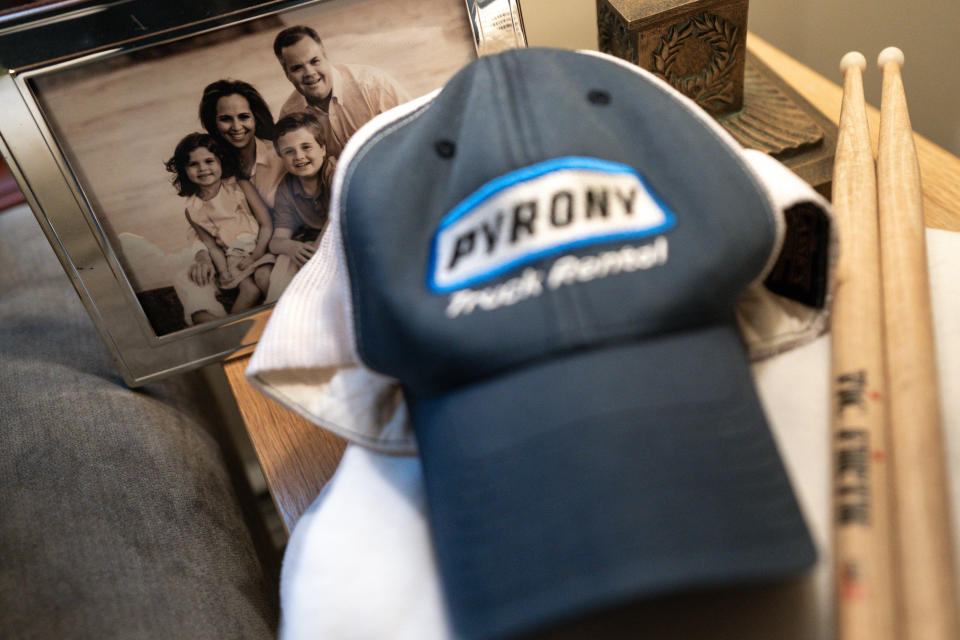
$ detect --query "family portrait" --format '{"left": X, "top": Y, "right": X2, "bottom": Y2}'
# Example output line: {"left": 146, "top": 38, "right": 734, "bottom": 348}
{"left": 30, "top": 0, "right": 476, "bottom": 336}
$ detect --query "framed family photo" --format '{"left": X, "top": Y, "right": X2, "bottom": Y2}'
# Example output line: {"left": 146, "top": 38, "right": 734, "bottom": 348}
{"left": 0, "top": 0, "right": 527, "bottom": 385}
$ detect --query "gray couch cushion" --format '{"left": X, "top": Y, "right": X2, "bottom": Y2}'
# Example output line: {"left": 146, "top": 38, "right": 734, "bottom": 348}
{"left": 0, "top": 204, "right": 277, "bottom": 638}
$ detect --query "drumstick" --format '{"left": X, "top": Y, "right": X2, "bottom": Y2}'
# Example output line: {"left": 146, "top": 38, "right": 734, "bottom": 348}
{"left": 830, "top": 51, "right": 897, "bottom": 640}
{"left": 876, "top": 46, "right": 960, "bottom": 640}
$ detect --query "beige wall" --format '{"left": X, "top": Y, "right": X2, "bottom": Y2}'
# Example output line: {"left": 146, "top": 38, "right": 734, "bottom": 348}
{"left": 520, "top": 0, "right": 960, "bottom": 157}
{"left": 749, "top": 0, "right": 960, "bottom": 157}
{"left": 520, "top": 0, "right": 599, "bottom": 50}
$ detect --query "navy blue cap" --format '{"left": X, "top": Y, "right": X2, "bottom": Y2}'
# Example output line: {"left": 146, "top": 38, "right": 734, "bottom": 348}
{"left": 335, "top": 48, "right": 816, "bottom": 639}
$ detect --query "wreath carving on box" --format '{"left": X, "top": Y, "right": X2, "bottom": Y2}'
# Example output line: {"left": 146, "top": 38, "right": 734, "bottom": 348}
{"left": 651, "top": 13, "right": 739, "bottom": 113}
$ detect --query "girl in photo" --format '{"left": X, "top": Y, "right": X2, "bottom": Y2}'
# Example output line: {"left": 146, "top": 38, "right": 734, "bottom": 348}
{"left": 199, "top": 79, "right": 286, "bottom": 207}
{"left": 166, "top": 132, "right": 274, "bottom": 315}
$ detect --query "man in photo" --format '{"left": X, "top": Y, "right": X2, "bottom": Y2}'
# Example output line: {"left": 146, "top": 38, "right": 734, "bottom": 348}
{"left": 274, "top": 25, "right": 411, "bottom": 155}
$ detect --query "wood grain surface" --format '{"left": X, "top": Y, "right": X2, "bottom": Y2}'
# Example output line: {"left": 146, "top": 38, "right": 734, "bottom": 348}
{"left": 829, "top": 52, "right": 896, "bottom": 640}
{"left": 876, "top": 49, "right": 959, "bottom": 640}
{"left": 223, "top": 357, "right": 346, "bottom": 533}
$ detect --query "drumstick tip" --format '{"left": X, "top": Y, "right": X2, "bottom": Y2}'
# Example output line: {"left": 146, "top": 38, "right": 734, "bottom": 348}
{"left": 877, "top": 47, "right": 904, "bottom": 69}
{"left": 840, "top": 51, "right": 866, "bottom": 74}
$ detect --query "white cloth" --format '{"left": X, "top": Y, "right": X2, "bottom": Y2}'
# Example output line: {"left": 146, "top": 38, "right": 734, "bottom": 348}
{"left": 279, "top": 446, "right": 452, "bottom": 640}
{"left": 279, "top": 228, "right": 960, "bottom": 639}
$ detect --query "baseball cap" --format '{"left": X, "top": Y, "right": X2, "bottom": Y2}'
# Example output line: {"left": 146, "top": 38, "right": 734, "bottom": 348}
{"left": 249, "top": 48, "right": 829, "bottom": 639}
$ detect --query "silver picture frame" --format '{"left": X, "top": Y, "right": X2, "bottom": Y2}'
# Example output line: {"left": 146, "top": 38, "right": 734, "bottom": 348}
{"left": 0, "top": 0, "right": 526, "bottom": 386}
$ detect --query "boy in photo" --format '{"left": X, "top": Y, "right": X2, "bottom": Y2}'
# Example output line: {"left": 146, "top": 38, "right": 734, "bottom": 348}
{"left": 265, "top": 111, "right": 338, "bottom": 300}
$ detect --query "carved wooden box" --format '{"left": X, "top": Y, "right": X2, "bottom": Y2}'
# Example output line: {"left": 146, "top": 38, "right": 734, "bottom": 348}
{"left": 597, "top": 0, "right": 747, "bottom": 116}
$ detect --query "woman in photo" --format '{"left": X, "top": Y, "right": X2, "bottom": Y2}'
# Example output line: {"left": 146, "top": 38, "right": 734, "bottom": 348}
{"left": 199, "top": 79, "right": 286, "bottom": 207}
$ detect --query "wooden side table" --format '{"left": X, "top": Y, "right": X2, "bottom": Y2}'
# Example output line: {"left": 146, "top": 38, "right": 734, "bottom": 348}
{"left": 221, "top": 33, "right": 960, "bottom": 534}
{"left": 222, "top": 359, "right": 346, "bottom": 531}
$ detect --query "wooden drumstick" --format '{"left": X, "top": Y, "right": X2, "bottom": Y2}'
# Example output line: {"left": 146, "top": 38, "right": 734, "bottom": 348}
{"left": 876, "top": 46, "right": 960, "bottom": 640}
{"left": 830, "top": 51, "right": 897, "bottom": 640}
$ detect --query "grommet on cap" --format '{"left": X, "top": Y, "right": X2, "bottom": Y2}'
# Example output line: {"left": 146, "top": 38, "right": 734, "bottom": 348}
{"left": 435, "top": 139, "right": 456, "bottom": 158}
{"left": 587, "top": 89, "right": 611, "bottom": 105}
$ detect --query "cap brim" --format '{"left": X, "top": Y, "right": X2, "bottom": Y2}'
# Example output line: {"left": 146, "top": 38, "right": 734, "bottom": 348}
{"left": 407, "top": 323, "right": 816, "bottom": 640}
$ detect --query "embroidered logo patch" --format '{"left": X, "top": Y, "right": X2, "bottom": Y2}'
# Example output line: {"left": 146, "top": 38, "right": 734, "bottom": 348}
{"left": 427, "top": 157, "right": 675, "bottom": 293}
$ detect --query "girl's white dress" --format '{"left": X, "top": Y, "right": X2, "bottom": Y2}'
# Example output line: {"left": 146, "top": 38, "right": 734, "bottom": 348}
{"left": 186, "top": 176, "right": 274, "bottom": 289}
